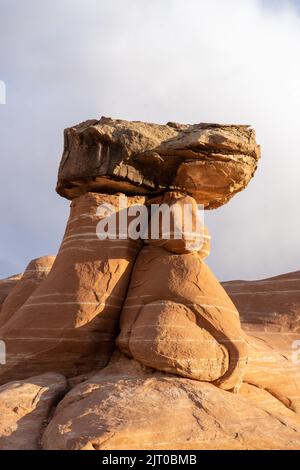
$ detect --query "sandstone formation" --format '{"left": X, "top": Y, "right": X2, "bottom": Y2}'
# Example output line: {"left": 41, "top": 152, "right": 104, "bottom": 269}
{"left": 223, "top": 270, "right": 300, "bottom": 333}
{"left": 3, "top": 117, "right": 300, "bottom": 450}
{"left": 42, "top": 353, "right": 300, "bottom": 450}
{"left": 118, "top": 192, "right": 247, "bottom": 391}
{"left": 0, "top": 372, "right": 67, "bottom": 450}
{"left": 57, "top": 117, "right": 260, "bottom": 209}
{"left": 223, "top": 271, "right": 300, "bottom": 413}
{"left": 0, "top": 193, "right": 144, "bottom": 384}
{"left": 243, "top": 334, "right": 300, "bottom": 413}
{"left": 0, "top": 256, "right": 55, "bottom": 328}
{"left": 0, "top": 274, "right": 22, "bottom": 311}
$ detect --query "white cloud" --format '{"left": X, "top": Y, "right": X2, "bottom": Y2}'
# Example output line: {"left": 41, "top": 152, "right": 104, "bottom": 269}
{"left": 0, "top": 0, "right": 299, "bottom": 280}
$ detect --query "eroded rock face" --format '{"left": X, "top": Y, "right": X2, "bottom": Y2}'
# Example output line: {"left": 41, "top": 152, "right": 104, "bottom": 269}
{"left": 223, "top": 272, "right": 300, "bottom": 413}
{"left": 0, "top": 372, "right": 68, "bottom": 450}
{"left": 0, "top": 274, "right": 22, "bottom": 312}
{"left": 0, "top": 193, "right": 144, "bottom": 384}
{"left": 0, "top": 256, "right": 55, "bottom": 328}
{"left": 118, "top": 247, "right": 247, "bottom": 391}
{"left": 223, "top": 270, "right": 300, "bottom": 333}
{"left": 117, "top": 193, "right": 247, "bottom": 391}
{"left": 42, "top": 353, "right": 300, "bottom": 450}
{"left": 239, "top": 382, "right": 299, "bottom": 419}
{"left": 244, "top": 334, "right": 300, "bottom": 413}
{"left": 57, "top": 117, "right": 260, "bottom": 209}
{"left": 145, "top": 191, "right": 210, "bottom": 254}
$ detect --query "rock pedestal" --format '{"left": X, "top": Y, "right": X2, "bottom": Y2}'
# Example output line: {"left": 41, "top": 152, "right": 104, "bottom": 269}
{"left": 1, "top": 117, "right": 300, "bottom": 449}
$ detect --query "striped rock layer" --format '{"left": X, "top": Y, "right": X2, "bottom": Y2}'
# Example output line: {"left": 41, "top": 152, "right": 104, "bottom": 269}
{"left": 0, "top": 256, "right": 55, "bottom": 328}
{"left": 223, "top": 271, "right": 300, "bottom": 413}
{"left": 222, "top": 270, "right": 300, "bottom": 333}
{"left": 0, "top": 193, "right": 144, "bottom": 384}
{"left": 56, "top": 117, "right": 260, "bottom": 209}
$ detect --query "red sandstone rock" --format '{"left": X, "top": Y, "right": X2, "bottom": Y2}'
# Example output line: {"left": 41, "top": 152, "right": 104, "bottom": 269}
{"left": 2, "top": 117, "right": 299, "bottom": 450}
{"left": 145, "top": 191, "right": 210, "bottom": 254}
{"left": 41, "top": 353, "right": 300, "bottom": 450}
{"left": 243, "top": 334, "right": 300, "bottom": 413}
{"left": 239, "top": 382, "right": 299, "bottom": 419}
{"left": 222, "top": 270, "right": 300, "bottom": 333}
{"left": 0, "top": 274, "right": 22, "bottom": 311}
{"left": 0, "top": 372, "right": 67, "bottom": 450}
{"left": 0, "top": 193, "right": 144, "bottom": 384}
{"left": 0, "top": 256, "right": 55, "bottom": 328}
{"left": 118, "top": 246, "right": 247, "bottom": 391}
{"left": 223, "top": 272, "right": 300, "bottom": 413}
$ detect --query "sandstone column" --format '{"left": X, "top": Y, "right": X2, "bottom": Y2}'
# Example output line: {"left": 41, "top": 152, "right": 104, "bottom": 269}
{"left": 0, "top": 192, "right": 144, "bottom": 383}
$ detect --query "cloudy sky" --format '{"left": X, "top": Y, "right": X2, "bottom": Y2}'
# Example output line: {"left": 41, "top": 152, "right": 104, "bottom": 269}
{"left": 0, "top": 0, "right": 299, "bottom": 281}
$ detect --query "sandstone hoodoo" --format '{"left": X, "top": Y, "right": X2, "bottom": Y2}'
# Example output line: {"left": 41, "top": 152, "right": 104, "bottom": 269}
{"left": 1, "top": 117, "right": 300, "bottom": 449}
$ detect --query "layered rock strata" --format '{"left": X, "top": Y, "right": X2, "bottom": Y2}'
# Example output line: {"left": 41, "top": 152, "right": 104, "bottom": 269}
{"left": 0, "top": 256, "right": 55, "bottom": 328}
{"left": 223, "top": 272, "right": 300, "bottom": 413}
{"left": 0, "top": 193, "right": 144, "bottom": 383}
{"left": 0, "top": 274, "right": 22, "bottom": 311}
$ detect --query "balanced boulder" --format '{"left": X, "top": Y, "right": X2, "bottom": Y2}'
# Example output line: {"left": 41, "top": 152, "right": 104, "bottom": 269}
{"left": 56, "top": 117, "right": 260, "bottom": 209}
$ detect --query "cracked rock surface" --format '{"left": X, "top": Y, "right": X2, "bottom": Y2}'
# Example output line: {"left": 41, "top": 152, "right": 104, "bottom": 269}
{"left": 41, "top": 353, "right": 300, "bottom": 450}
{"left": 0, "top": 372, "right": 68, "bottom": 450}
{"left": 57, "top": 117, "right": 260, "bottom": 208}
